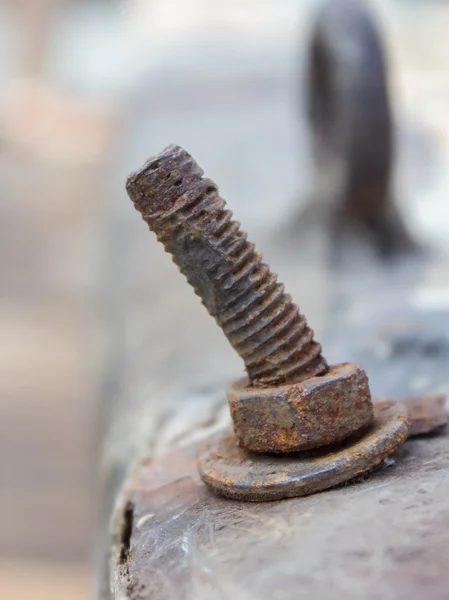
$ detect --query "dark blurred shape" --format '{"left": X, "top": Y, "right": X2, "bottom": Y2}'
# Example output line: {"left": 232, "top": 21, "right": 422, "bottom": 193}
{"left": 306, "top": 0, "right": 416, "bottom": 257}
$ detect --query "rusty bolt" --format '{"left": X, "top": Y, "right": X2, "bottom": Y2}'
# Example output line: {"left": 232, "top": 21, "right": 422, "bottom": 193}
{"left": 126, "top": 144, "right": 327, "bottom": 389}
{"left": 126, "top": 144, "right": 375, "bottom": 453}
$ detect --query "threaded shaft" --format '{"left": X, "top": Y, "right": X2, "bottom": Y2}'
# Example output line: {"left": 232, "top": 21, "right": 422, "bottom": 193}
{"left": 126, "top": 144, "right": 328, "bottom": 387}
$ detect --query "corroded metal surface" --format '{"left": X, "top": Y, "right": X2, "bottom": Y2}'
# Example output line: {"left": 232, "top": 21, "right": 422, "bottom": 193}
{"left": 125, "top": 145, "right": 379, "bottom": 463}
{"left": 126, "top": 144, "right": 328, "bottom": 387}
{"left": 406, "top": 395, "right": 447, "bottom": 436}
{"left": 376, "top": 395, "right": 447, "bottom": 437}
{"left": 228, "top": 363, "right": 374, "bottom": 453}
{"left": 114, "top": 428, "right": 449, "bottom": 600}
{"left": 198, "top": 401, "right": 411, "bottom": 501}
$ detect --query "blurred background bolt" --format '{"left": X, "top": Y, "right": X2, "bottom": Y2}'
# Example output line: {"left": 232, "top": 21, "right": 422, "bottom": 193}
{"left": 306, "top": 0, "right": 417, "bottom": 257}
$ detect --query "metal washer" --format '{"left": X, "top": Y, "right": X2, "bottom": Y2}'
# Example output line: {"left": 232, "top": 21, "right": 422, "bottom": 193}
{"left": 198, "top": 402, "right": 411, "bottom": 502}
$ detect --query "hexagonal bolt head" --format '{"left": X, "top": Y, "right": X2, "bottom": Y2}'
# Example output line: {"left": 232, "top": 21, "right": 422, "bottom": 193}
{"left": 228, "top": 363, "right": 375, "bottom": 453}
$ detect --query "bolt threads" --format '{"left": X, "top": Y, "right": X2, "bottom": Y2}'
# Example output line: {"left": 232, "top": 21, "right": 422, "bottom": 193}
{"left": 126, "top": 144, "right": 328, "bottom": 387}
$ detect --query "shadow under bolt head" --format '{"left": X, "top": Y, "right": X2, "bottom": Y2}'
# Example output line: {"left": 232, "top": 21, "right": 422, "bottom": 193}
{"left": 229, "top": 363, "right": 374, "bottom": 453}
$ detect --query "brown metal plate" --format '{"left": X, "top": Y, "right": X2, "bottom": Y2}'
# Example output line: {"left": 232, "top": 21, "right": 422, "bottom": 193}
{"left": 198, "top": 401, "right": 411, "bottom": 501}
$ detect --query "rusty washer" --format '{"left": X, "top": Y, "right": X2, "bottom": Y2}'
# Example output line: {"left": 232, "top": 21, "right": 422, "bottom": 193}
{"left": 229, "top": 363, "right": 374, "bottom": 453}
{"left": 198, "top": 401, "right": 411, "bottom": 501}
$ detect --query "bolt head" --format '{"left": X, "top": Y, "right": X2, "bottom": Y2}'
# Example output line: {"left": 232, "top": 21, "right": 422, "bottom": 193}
{"left": 228, "top": 363, "right": 374, "bottom": 453}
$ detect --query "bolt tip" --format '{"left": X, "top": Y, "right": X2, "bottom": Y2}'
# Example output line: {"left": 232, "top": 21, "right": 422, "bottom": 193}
{"left": 125, "top": 143, "right": 183, "bottom": 193}
{"left": 126, "top": 144, "right": 203, "bottom": 218}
